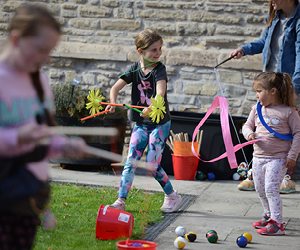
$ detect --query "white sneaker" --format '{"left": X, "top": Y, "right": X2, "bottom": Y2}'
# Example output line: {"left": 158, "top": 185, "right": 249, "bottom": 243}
{"left": 238, "top": 178, "right": 255, "bottom": 191}
{"left": 109, "top": 199, "right": 125, "bottom": 211}
{"left": 280, "top": 174, "right": 296, "bottom": 194}
{"left": 160, "top": 190, "right": 182, "bottom": 213}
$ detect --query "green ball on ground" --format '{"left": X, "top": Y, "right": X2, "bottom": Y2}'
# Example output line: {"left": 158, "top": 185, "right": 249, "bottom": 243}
{"left": 206, "top": 233, "right": 218, "bottom": 243}
{"left": 206, "top": 230, "right": 217, "bottom": 237}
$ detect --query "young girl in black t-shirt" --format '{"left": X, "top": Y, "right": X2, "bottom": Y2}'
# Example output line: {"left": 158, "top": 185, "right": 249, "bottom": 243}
{"left": 106, "top": 29, "right": 182, "bottom": 213}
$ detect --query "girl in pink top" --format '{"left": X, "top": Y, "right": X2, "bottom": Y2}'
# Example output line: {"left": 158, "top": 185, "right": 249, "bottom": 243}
{"left": 242, "top": 72, "right": 300, "bottom": 236}
{"left": 0, "top": 4, "right": 87, "bottom": 249}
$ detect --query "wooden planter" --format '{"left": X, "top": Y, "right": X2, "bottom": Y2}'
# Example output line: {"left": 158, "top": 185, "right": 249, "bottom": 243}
{"left": 51, "top": 110, "right": 127, "bottom": 168}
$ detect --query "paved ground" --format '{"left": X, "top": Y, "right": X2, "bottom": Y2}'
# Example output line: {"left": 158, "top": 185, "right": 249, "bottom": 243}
{"left": 49, "top": 164, "right": 300, "bottom": 250}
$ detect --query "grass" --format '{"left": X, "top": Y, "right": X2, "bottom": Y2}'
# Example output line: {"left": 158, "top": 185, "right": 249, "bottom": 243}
{"left": 33, "top": 183, "right": 165, "bottom": 250}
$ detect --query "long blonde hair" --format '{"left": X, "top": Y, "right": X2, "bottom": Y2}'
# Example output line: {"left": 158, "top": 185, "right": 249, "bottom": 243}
{"left": 9, "top": 4, "right": 61, "bottom": 126}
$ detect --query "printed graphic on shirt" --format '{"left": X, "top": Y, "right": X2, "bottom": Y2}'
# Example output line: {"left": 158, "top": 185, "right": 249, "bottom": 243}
{"left": 0, "top": 97, "right": 51, "bottom": 126}
{"left": 257, "top": 115, "right": 281, "bottom": 125}
{"left": 137, "top": 80, "right": 153, "bottom": 106}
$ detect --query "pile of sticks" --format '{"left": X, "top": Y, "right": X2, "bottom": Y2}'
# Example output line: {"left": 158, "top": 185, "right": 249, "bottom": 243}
{"left": 166, "top": 130, "right": 203, "bottom": 155}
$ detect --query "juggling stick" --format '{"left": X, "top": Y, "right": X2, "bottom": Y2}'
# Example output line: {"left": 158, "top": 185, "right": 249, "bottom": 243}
{"left": 80, "top": 110, "right": 109, "bottom": 121}
{"left": 197, "top": 130, "right": 203, "bottom": 155}
{"left": 123, "top": 104, "right": 144, "bottom": 114}
{"left": 214, "top": 54, "right": 236, "bottom": 69}
{"left": 99, "top": 102, "right": 146, "bottom": 109}
{"left": 84, "top": 146, "right": 156, "bottom": 171}
{"left": 49, "top": 126, "right": 118, "bottom": 136}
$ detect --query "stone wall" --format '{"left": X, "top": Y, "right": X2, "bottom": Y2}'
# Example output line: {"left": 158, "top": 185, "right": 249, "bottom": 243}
{"left": 0, "top": 0, "right": 267, "bottom": 117}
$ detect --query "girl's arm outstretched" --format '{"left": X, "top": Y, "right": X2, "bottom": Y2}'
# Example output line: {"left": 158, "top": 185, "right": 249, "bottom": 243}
{"left": 106, "top": 78, "right": 127, "bottom": 113}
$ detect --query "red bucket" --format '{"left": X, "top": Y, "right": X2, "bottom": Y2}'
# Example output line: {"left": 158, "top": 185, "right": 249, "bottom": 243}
{"left": 95, "top": 204, "right": 134, "bottom": 240}
{"left": 117, "top": 239, "right": 158, "bottom": 250}
{"left": 172, "top": 154, "right": 199, "bottom": 180}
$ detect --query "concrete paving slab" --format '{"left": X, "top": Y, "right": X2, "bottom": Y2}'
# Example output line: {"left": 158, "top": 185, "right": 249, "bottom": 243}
{"left": 48, "top": 164, "right": 300, "bottom": 250}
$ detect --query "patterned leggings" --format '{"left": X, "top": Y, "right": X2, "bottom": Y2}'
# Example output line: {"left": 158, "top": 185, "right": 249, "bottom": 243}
{"left": 252, "top": 157, "right": 286, "bottom": 224}
{"left": 118, "top": 121, "right": 173, "bottom": 199}
{"left": 0, "top": 213, "right": 38, "bottom": 250}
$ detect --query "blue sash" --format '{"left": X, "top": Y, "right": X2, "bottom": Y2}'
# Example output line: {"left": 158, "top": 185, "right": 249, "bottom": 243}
{"left": 256, "top": 102, "right": 293, "bottom": 140}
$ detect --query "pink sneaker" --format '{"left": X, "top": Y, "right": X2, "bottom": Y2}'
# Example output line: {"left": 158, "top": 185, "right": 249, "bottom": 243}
{"left": 160, "top": 190, "right": 182, "bottom": 213}
{"left": 256, "top": 219, "right": 285, "bottom": 236}
{"left": 253, "top": 214, "right": 270, "bottom": 229}
{"left": 109, "top": 199, "right": 125, "bottom": 211}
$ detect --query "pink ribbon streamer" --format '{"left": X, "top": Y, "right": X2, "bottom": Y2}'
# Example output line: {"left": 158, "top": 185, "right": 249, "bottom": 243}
{"left": 191, "top": 96, "right": 264, "bottom": 169}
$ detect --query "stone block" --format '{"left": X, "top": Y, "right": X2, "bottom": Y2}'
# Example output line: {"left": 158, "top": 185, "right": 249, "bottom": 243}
{"left": 190, "top": 12, "right": 242, "bottom": 25}
{"left": 137, "top": 9, "right": 186, "bottom": 21}
{"left": 51, "top": 0, "right": 68, "bottom": 3}
{"left": 62, "top": 9, "right": 77, "bottom": 18}
{"left": 49, "top": 69, "right": 65, "bottom": 79}
{"left": 49, "top": 58, "right": 75, "bottom": 68}
{"left": 62, "top": 4, "right": 77, "bottom": 9}
{"left": 1, "top": 1, "right": 22, "bottom": 12}
{"left": 97, "top": 63, "right": 119, "bottom": 71}
{"left": 217, "top": 70, "right": 242, "bottom": 84}
{"left": 168, "top": 94, "right": 195, "bottom": 105}
{"left": 72, "top": 0, "right": 88, "bottom": 3}
{"left": 245, "top": 15, "right": 265, "bottom": 24}
{"left": 65, "top": 71, "right": 80, "bottom": 84}
{"left": 166, "top": 50, "right": 219, "bottom": 68}
{"left": 166, "top": 66, "right": 177, "bottom": 76}
{"left": 175, "top": 3, "right": 197, "bottom": 9}
{"left": 79, "top": 6, "right": 111, "bottom": 18}
{"left": 102, "top": 0, "right": 119, "bottom": 7}
{"left": 179, "top": 106, "right": 199, "bottom": 112}
{"left": 241, "top": 100, "right": 255, "bottom": 115}
{"left": 83, "top": 73, "right": 96, "bottom": 85}
{"left": 113, "top": 8, "right": 134, "bottom": 19}
{"left": 222, "top": 84, "right": 247, "bottom": 98}
{"left": 183, "top": 82, "right": 201, "bottom": 95}
{"left": 97, "top": 74, "right": 111, "bottom": 87}
{"left": 52, "top": 42, "right": 128, "bottom": 61}
{"left": 219, "top": 53, "right": 263, "bottom": 71}
{"left": 227, "top": 98, "right": 242, "bottom": 108}
{"left": 69, "top": 36, "right": 88, "bottom": 43}
{"left": 199, "top": 82, "right": 219, "bottom": 96}
{"left": 95, "top": 31, "right": 110, "bottom": 36}
{"left": 177, "top": 22, "right": 207, "bottom": 36}
{"left": 69, "top": 18, "right": 100, "bottom": 30}
{"left": 144, "top": 21, "right": 176, "bottom": 35}
{"left": 0, "top": 23, "right": 8, "bottom": 31}
{"left": 101, "top": 20, "right": 140, "bottom": 31}
{"left": 145, "top": 2, "right": 173, "bottom": 8}
{"left": 215, "top": 26, "right": 262, "bottom": 36}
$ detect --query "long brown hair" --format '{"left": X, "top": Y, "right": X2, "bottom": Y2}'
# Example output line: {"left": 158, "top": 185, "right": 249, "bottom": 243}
{"left": 267, "top": 0, "right": 299, "bottom": 27}
{"left": 254, "top": 72, "right": 295, "bottom": 107}
{"left": 9, "top": 4, "right": 61, "bottom": 126}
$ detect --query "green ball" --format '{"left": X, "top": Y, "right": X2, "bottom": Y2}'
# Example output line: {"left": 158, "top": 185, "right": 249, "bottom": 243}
{"left": 207, "top": 233, "right": 218, "bottom": 243}
{"left": 206, "top": 230, "right": 217, "bottom": 237}
{"left": 196, "top": 171, "right": 204, "bottom": 180}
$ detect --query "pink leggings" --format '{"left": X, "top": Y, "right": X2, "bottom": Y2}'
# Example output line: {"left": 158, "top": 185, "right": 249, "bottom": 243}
{"left": 252, "top": 157, "right": 286, "bottom": 224}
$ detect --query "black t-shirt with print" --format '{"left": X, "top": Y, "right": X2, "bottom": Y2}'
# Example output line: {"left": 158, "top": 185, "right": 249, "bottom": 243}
{"left": 120, "top": 61, "right": 171, "bottom": 125}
